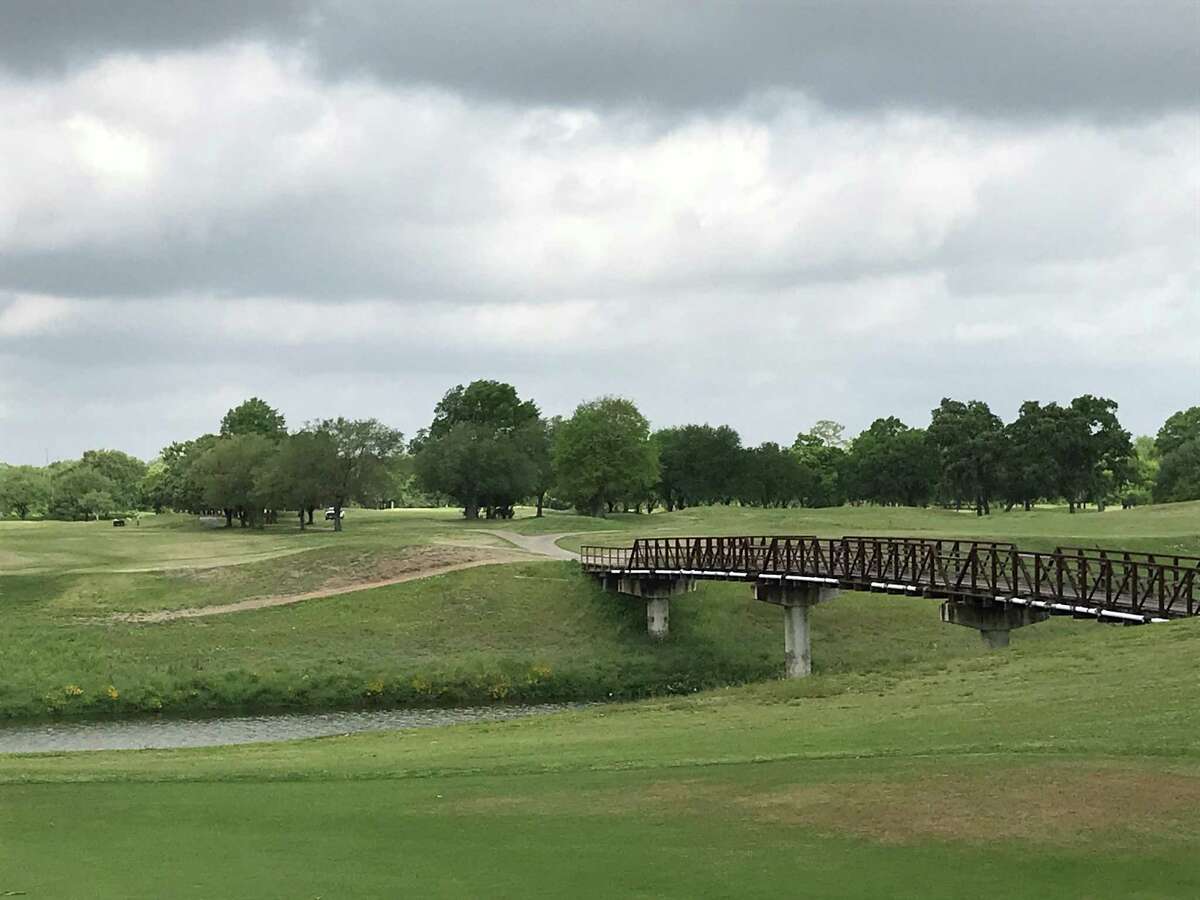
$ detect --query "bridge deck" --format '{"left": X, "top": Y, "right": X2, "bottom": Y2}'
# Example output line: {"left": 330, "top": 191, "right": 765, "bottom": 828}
{"left": 580, "top": 535, "right": 1200, "bottom": 623}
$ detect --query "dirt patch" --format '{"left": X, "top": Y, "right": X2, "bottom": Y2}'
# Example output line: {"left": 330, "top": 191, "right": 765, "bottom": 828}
{"left": 739, "top": 767, "right": 1200, "bottom": 846}
{"left": 443, "top": 767, "right": 1200, "bottom": 848}
{"left": 115, "top": 545, "right": 534, "bottom": 623}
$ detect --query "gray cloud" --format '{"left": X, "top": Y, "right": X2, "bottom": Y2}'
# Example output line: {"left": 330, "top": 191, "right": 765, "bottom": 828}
{"left": 1, "top": 1, "right": 1196, "bottom": 118}
{"left": 0, "top": 5, "right": 1196, "bottom": 465}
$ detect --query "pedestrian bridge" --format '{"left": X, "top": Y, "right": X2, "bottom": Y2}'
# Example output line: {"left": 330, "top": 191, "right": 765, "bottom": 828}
{"left": 580, "top": 535, "right": 1198, "bottom": 676}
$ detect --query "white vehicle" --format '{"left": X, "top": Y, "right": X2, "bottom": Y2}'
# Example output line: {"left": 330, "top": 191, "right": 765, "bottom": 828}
{"left": 324, "top": 507, "right": 345, "bottom": 521}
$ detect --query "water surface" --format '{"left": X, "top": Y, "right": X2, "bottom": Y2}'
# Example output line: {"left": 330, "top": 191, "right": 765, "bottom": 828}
{"left": 0, "top": 704, "right": 576, "bottom": 754}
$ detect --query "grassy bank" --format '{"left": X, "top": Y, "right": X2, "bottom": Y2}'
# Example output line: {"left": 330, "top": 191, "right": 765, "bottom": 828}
{"left": 2, "top": 615, "right": 1197, "bottom": 898}
{"left": 1, "top": 502, "right": 1194, "bottom": 720}
{"left": 3, "top": 560, "right": 1033, "bottom": 720}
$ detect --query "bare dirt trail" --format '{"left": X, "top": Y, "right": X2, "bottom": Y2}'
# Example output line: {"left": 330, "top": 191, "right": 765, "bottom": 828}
{"left": 113, "top": 530, "right": 594, "bottom": 624}
{"left": 116, "top": 556, "right": 531, "bottom": 624}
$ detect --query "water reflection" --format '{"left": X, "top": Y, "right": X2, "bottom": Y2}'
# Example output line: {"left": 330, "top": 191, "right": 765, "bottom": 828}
{"left": 0, "top": 704, "right": 578, "bottom": 754}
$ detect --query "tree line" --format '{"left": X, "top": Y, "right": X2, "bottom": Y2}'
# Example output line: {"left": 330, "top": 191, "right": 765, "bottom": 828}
{"left": 0, "top": 385, "right": 1196, "bottom": 525}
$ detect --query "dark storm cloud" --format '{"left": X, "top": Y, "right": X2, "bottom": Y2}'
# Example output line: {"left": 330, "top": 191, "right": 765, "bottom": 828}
{"left": 0, "top": 0, "right": 309, "bottom": 73}
{"left": 2, "top": 0, "right": 1196, "bottom": 117}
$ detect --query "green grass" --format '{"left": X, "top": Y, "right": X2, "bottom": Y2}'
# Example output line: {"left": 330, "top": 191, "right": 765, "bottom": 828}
{"left": 556, "top": 499, "right": 1200, "bottom": 556}
{"left": 2, "top": 502, "right": 1196, "bottom": 720}
{"left": 3, "top": 502, "right": 1198, "bottom": 896}
{"left": 2, "top": 616, "right": 1198, "bottom": 898}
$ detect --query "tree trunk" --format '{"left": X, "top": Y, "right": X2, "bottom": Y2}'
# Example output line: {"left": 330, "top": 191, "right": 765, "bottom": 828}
{"left": 535, "top": 492, "right": 545, "bottom": 518}
{"left": 307, "top": 506, "right": 314, "bottom": 525}
{"left": 464, "top": 502, "right": 480, "bottom": 520}
{"left": 224, "top": 509, "right": 233, "bottom": 528}
{"left": 334, "top": 503, "right": 343, "bottom": 532}
{"left": 299, "top": 509, "right": 306, "bottom": 531}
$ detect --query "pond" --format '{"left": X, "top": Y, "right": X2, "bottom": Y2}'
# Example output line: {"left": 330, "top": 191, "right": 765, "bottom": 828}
{"left": 0, "top": 703, "right": 578, "bottom": 754}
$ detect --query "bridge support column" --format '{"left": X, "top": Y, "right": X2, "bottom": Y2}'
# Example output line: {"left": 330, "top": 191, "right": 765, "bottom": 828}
{"left": 940, "top": 599, "right": 1049, "bottom": 650}
{"left": 602, "top": 575, "right": 695, "bottom": 640}
{"left": 754, "top": 582, "right": 839, "bottom": 678}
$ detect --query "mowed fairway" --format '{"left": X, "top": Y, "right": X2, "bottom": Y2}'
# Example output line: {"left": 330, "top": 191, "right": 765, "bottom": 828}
{"left": 2, "top": 615, "right": 1199, "bottom": 898}
{"left": 1, "top": 502, "right": 1198, "bottom": 897}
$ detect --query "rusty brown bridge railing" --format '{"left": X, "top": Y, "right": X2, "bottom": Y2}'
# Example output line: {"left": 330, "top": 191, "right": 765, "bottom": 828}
{"left": 579, "top": 535, "right": 1200, "bottom": 623}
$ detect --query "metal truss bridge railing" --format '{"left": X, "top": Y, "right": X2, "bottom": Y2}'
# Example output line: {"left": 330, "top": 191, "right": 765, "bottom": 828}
{"left": 579, "top": 535, "right": 1200, "bottom": 623}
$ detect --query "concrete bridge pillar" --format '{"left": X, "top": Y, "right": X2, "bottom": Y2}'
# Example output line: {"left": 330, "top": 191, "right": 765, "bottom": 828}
{"left": 940, "top": 599, "right": 1049, "bottom": 650}
{"left": 754, "top": 582, "right": 839, "bottom": 678}
{"left": 602, "top": 575, "right": 695, "bottom": 639}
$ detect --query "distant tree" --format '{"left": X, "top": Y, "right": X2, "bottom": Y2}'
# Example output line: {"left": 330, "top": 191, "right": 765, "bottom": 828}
{"left": 191, "top": 434, "right": 278, "bottom": 527}
{"left": 1061, "top": 395, "right": 1134, "bottom": 511}
{"left": 654, "top": 424, "right": 744, "bottom": 510}
{"left": 310, "top": 418, "right": 405, "bottom": 531}
{"left": 792, "top": 424, "right": 849, "bottom": 507}
{"left": 256, "top": 431, "right": 339, "bottom": 529}
{"left": 148, "top": 435, "right": 219, "bottom": 513}
{"left": 415, "top": 423, "right": 536, "bottom": 520}
{"left": 80, "top": 449, "right": 147, "bottom": 511}
{"left": 1154, "top": 438, "right": 1200, "bottom": 503}
{"left": 926, "top": 399, "right": 1005, "bottom": 515}
{"left": 523, "top": 416, "right": 560, "bottom": 518}
{"left": 79, "top": 489, "right": 116, "bottom": 521}
{"left": 415, "top": 381, "right": 541, "bottom": 519}
{"left": 0, "top": 466, "right": 49, "bottom": 519}
{"left": 554, "top": 397, "right": 658, "bottom": 516}
{"left": 806, "top": 420, "right": 848, "bottom": 449}
{"left": 1000, "top": 402, "right": 1060, "bottom": 511}
{"left": 48, "top": 464, "right": 119, "bottom": 521}
{"left": 220, "top": 398, "right": 287, "bottom": 439}
{"left": 1155, "top": 407, "right": 1200, "bottom": 458}
{"left": 428, "top": 381, "right": 540, "bottom": 439}
{"left": 737, "top": 442, "right": 810, "bottom": 508}
{"left": 1124, "top": 435, "right": 1159, "bottom": 506}
{"left": 845, "top": 417, "right": 937, "bottom": 507}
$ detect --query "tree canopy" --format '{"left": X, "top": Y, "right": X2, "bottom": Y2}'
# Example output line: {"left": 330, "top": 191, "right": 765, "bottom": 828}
{"left": 554, "top": 397, "right": 658, "bottom": 516}
{"left": 220, "top": 398, "right": 287, "bottom": 439}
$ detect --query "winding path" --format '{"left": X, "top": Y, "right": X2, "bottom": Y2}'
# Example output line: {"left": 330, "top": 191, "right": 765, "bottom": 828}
{"left": 471, "top": 530, "right": 581, "bottom": 560}
{"left": 117, "top": 531, "right": 586, "bottom": 624}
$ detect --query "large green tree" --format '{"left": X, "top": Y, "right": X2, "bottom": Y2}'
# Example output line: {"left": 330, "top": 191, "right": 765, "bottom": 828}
{"left": 1154, "top": 438, "right": 1200, "bottom": 503}
{"left": 927, "top": 399, "right": 1005, "bottom": 515}
{"left": 190, "top": 434, "right": 278, "bottom": 527}
{"left": 1061, "top": 395, "right": 1134, "bottom": 511}
{"left": 48, "top": 464, "right": 119, "bottom": 521}
{"left": 1155, "top": 406, "right": 1200, "bottom": 458}
{"left": 0, "top": 466, "right": 49, "bottom": 519}
{"left": 1000, "top": 402, "right": 1060, "bottom": 511}
{"left": 737, "top": 442, "right": 810, "bottom": 508}
{"left": 428, "top": 381, "right": 540, "bottom": 439}
{"left": 415, "top": 423, "right": 536, "bottom": 520}
{"left": 414, "top": 381, "right": 541, "bottom": 519}
{"left": 554, "top": 397, "right": 659, "bottom": 516}
{"left": 220, "top": 398, "right": 287, "bottom": 438}
{"left": 79, "top": 449, "right": 147, "bottom": 511}
{"left": 792, "top": 424, "right": 849, "bottom": 508}
{"left": 845, "top": 417, "right": 937, "bottom": 507}
{"left": 654, "top": 424, "right": 743, "bottom": 510}
{"left": 144, "top": 436, "right": 218, "bottom": 513}
{"left": 310, "top": 418, "right": 404, "bottom": 531}
{"left": 256, "top": 431, "right": 339, "bottom": 529}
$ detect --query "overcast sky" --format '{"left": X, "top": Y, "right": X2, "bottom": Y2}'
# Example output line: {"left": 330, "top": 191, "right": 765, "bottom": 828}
{"left": 1, "top": 1, "right": 1197, "bottom": 464}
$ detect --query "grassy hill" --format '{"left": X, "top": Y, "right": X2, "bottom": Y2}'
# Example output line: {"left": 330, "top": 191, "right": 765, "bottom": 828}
{"left": 1, "top": 502, "right": 1196, "bottom": 720}
{"left": 2, "top": 612, "right": 1197, "bottom": 898}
